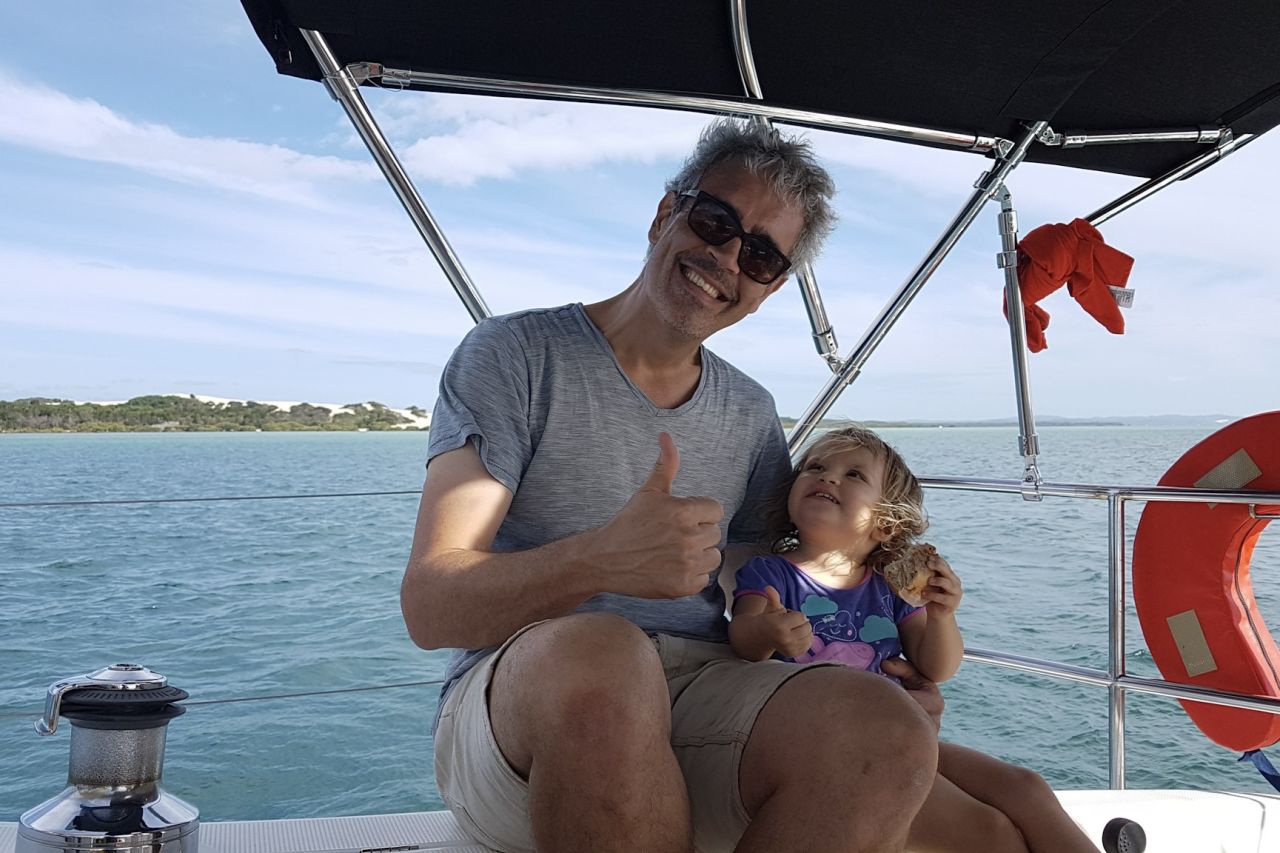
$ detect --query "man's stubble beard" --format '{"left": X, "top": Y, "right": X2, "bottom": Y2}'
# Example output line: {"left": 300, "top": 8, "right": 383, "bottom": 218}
{"left": 647, "top": 267, "right": 724, "bottom": 342}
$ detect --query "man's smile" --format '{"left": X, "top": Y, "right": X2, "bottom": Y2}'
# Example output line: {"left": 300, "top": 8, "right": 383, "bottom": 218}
{"left": 680, "top": 262, "right": 730, "bottom": 303}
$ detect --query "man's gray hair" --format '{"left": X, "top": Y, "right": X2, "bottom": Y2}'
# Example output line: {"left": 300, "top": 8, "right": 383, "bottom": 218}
{"left": 665, "top": 119, "right": 837, "bottom": 267}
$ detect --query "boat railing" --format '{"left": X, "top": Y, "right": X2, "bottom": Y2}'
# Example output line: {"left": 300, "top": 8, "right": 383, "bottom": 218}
{"left": 0, "top": 487, "right": 440, "bottom": 726}
{"left": 0, "top": 488, "right": 421, "bottom": 509}
{"left": 922, "top": 474, "right": 1280, "bottom": 790}
{"left": 4, "top": 475, "right": 1279, "bottom": 792}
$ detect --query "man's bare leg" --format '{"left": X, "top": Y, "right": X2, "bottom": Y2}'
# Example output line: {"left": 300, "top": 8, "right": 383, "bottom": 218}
{"left": 490, "top": 613, "right": 692, "bottom": 853}
{"left": 736, "top": 668, "right": 938, "bottom": 853}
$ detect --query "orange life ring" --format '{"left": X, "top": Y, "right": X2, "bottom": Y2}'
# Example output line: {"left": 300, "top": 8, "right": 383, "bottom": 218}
{"left": 1132, "top": 411, "right": 1280, "bottom": 751}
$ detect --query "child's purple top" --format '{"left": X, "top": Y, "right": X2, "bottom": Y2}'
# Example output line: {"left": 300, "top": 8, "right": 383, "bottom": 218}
{"left": 734, "top": 554, "right": 923, "bottom": 673}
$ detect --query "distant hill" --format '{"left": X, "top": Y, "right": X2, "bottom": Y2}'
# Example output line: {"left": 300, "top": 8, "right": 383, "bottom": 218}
{"left": 1, "top": 395, "right": 1236, "bottom": 433}
{"left": 0, "top": 395, "right": 431, "bottom": 433}
{"left": 1096, "top": 414, "right": 1238, "bottom": 428}
{"left": 780, "top": 414, "right": 1237, "bottom": 429}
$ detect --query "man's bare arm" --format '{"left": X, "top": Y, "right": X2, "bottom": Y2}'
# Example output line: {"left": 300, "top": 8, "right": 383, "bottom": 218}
{"left": 402, "top": 434, "right": 724, "bottom": 650}
{"left": 401, "top": 443, "right": 596, "bottom": 649}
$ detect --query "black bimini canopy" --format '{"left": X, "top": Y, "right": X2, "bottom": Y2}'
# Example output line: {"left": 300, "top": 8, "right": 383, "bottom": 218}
{"left": 241, "top": 0, "right": 1280, "bottom": 178}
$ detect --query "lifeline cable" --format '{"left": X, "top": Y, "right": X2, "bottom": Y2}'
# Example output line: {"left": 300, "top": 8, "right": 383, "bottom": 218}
{"left": 0, "top": 678, "right": 447, "bottom": 720}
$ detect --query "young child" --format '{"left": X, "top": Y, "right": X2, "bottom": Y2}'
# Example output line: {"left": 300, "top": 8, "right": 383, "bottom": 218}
{"left": 729, "top": 426, "right": 1100, "bottom": 853}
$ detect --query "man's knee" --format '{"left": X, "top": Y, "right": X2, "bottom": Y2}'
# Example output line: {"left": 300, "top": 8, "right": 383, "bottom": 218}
{"left": 809, "top": 669, "right": 934, "bottom": 757}
{"left": 538, "top": 614, "right": 662, "bottom": 705}
{"left": 748, "top": 668, "right": 937, "bottom": 798}
{"left": 494, "top": 614, "right": 668, "bottom": 751}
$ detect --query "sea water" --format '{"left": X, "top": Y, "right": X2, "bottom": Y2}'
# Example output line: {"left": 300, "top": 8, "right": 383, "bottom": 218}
{"left": 1, "top": 428, "right": 1277, "bottom": 822}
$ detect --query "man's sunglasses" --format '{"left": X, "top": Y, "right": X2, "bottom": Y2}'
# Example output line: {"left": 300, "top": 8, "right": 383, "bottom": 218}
{"left": 677, "top": 190, "right": 792, "bottom": 284}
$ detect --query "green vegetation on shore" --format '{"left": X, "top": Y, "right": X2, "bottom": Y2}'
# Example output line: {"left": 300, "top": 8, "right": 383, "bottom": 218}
{"left": 0, "top": 396, "right": 426, "bottom": 433}
{"left": 2, "top": 396, "right": 1216, "bottom": 434}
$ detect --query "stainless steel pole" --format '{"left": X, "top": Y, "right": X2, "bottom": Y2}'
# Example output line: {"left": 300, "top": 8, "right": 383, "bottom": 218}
{"left": 729, "top": 0, "right": 764, "bottom": 101}
{"left": 788, "top": 121, "right": 1050, "bottom": 454}
{"left": 1087, "top": 133, "right": 1256, "bottom": 227}
{"left": 299, "top": 30, "right": 491, "bottom": 323}
{"left": 1108, "top": 493, "right": 1127, "bottom": 789}
{"left": 1059, "top": 128, "right": 1227, "bottom": 148}
{"left": 728, "top": 2, "right": 841, "bottom": 371}
{"left": 379, "top": 67, "right": 1008, "bottom": 154}
{"left": 996, "top": 187, "right": 1042, "bottom": 497}
{"left": 795, "top": 260, "right": 842, "bottom": 371}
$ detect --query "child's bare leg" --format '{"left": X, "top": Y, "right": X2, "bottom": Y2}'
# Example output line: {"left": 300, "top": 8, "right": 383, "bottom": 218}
{"left": 936, "top": 742, "right": 1101, "bottom": 853}
{"left": 906, "top": 772, "right": 1029, "bottom": 853}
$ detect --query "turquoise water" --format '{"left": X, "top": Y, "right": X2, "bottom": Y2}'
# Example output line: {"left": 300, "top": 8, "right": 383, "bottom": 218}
{"left": 2, "top": 428, "right": 1277, "bottom": 822}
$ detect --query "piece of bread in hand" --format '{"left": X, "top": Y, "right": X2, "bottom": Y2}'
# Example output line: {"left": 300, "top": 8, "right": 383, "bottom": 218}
{"left": 882, "top": 543, "right": 936, "bottom": 606}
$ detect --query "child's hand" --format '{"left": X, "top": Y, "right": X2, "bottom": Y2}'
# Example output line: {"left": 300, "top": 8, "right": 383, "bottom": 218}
{"left": 921, "top": 555, "right": 963, "bottom": 618}
{"left": 752, "top": 586, "right": 814, "bottom": 659}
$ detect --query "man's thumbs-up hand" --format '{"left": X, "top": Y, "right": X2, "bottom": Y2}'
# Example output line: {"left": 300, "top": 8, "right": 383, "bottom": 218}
{"left": 590, "top": 432, "right": 724, "bottom": 599}
{"left": 639, "top": 431, "right": 680, "bottom": 495}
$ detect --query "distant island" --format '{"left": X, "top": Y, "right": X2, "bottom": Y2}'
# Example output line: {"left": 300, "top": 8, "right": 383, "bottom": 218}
{"left": 782, "top": 416, "right": 1115, "bottom": 429}
{"left": 0, "top": 395, "right": 431, "bottom": 433}
{"left": 780, "top": 414, "right": 1237, "bottom": 429}
{"left": 0, "top": 395, "right": 1235, "bottom": 433}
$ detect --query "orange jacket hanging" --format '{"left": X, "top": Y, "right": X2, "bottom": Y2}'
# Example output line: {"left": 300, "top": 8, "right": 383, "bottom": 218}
{"left": 1003, "top": 218, "right": 1134, "bottom": 352}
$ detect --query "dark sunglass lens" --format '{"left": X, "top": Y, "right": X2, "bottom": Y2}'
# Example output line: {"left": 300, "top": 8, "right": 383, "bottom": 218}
{"left": 740, "top": 239, "right": 786, "bottom": 283}
{"left": 688, "top": 199, "right": 738, "bottom": 245}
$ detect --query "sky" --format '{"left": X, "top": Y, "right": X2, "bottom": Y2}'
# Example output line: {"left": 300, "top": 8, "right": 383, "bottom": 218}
{"left": 2, "top": 4, "right": 1278, "bottom": 421}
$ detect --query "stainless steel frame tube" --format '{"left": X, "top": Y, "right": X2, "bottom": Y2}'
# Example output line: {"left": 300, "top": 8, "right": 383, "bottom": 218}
{"left": 1108, "top": 493, "right": 1127, "bottom": 789}
{"left": 728, "top": 3, "right": 841, "bottom": 371}
{"left": 1118, "top": 673, "right": 1280, "bottom": 715}
{"left": 919, "top": 477, "right": 1280, "bottom": 506}
{"left": 795, "top": 259, "right": 842, "bottom": 370}
{"left": 788, "top": 121, "right": 1050, "bottom": 454}
{"left": 1087, "top": 133, "right": 1257, "bottom": 226}
{"left": 373, "top": 67, "right": 1006, "bottom": 154}
{"left": 1059, "top": 128, "right": 1226, "bottom": 148}
{"left": 965, "top": 648, "right": 1280, "bottom": 716}
{"left": 996, "top": 187, "right": 1042, "bottom": 495}
{"left": 729, "top": 0, "right": 764, "bottom": 101}
{"left": 964, "top": 648, "right": 1111, "bottom": 687}
{"left": 299, "top": 31, "right": 491, "bottom": 323}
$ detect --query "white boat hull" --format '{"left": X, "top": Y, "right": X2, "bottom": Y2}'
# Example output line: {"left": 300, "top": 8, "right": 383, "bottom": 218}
{"left": 3, "top": 789, "right": 1278, "bottom": 851}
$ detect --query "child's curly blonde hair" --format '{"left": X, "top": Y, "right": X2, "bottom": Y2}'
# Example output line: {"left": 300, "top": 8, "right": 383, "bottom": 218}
{"left": 763, "top": 425, "right": 928, "bottom": 574}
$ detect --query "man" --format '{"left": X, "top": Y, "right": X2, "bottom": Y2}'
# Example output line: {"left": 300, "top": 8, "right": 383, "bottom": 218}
{"left": 403, "top": 120, "right": 938, "bottom": 853}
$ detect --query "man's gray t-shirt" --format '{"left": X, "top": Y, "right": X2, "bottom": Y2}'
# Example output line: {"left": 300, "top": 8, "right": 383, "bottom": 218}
{"left": 426, "top": 303, "right": 790, "bottom": 702}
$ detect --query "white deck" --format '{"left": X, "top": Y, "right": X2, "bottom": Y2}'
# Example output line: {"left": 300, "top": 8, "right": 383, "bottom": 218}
{"left": 3, "top": 789, "right": 1278, "bottom": 851}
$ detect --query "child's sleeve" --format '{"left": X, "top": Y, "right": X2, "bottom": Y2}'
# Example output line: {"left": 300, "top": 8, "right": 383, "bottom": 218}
{"left": 732, "top": 556, "right": 778, "bottom": 601}
{"left": 894, "top": 595, "right": 924, "bottom": 624}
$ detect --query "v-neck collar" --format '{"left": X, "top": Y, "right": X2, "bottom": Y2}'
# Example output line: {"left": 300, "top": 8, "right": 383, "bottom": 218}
{"left": 574, "top": 303, "right": 709, "bottom": 417}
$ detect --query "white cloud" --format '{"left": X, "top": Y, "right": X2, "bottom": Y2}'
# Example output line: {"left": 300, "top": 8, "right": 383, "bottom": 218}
{"left": 367, "top": 92, "right": 708, "bottom": 185}
{"left": 0, "top": 70, "right": 377, "bottom": 207}
{"left": 812, "top": 126, "right": 1280, "bottom": 278}
{"left": 4, "top": 68, "right": 1278, "bottom": 419}
{"left": 0, "top": 246, "right": 467, "bottom": 343}
{"left": 21, "top": 176, "right": 638, "bottom": 314}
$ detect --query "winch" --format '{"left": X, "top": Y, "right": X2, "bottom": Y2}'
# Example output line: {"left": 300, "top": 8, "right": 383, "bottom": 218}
{"left": 17, "top": 663, "right": 199, "bottom": 852}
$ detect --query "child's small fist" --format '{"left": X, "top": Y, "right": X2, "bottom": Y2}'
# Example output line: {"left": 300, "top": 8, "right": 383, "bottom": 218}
{"left": 774, "top": 617, "right": 814, "bottom": 659}
{"left": 921, "top": 556, "right": 963, "bottom": 617}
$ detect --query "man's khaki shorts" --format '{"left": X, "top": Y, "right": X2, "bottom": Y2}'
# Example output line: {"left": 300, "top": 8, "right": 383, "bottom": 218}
{"left": 433, "top": 622, "right": 834, "bottom": 853}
